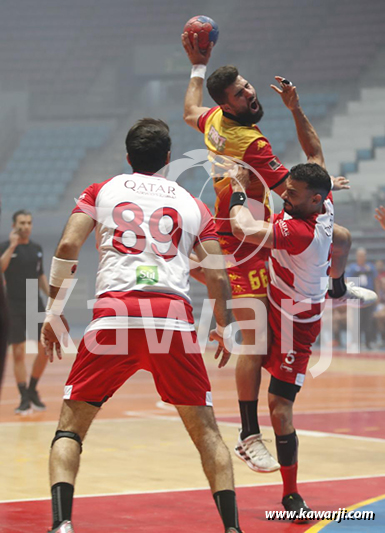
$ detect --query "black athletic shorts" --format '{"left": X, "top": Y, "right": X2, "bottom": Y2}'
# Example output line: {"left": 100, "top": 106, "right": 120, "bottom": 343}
{"left": 8, "top": 312, "right": 43, "bottom": 345}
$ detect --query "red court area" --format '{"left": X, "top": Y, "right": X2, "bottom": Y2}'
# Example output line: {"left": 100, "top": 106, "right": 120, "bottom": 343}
{"left": 1, "top": 476, "right": 384, "bottom": 532}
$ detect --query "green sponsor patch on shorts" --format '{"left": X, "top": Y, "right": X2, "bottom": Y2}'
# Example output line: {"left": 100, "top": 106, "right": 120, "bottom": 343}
{"left": 136, "top": 265, "right": 159, "bottom": 285}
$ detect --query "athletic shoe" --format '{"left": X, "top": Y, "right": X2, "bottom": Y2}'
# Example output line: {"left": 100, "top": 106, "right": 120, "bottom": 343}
{"left": 226, "top": 529, "right": 244, "bottom": 533}
{"left": 48, "top": 520, "right": 75, "bottom": 533}
{"left": 332, "top": 282, "right": 378, "bottom": 308}
{"left": 282, "top": 492, "right": 312, "bottom": 523}
{"left": 234, "top": 432, "right": 280, "bottom": 473}
{"left": 28, "top": 388, "right": 46, "bottom": 411}
{"left": 14, "top": 396, "right": 32, "bottom": 415}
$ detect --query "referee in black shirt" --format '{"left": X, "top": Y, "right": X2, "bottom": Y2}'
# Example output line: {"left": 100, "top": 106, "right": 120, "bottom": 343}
{"left": 0, "top": 210, "right": 49, "bottom": 414}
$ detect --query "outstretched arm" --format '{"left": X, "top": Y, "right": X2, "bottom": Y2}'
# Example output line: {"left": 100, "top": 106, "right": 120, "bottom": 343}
{"left": 182, "top": 32, "right": 212, "bottom": 131}
{"left": 271, "top": 78, "right": 350, "bottom": 193}
{"left": 229, "top": 168, "right": 274, "bottom": 248}
{"left": 271, "top": 76, "right": 325, "bottom": 176}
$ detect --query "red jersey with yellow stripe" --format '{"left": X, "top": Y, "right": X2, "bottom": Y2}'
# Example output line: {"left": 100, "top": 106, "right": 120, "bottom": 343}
{"left": 198, "top": 106, "right": 289, "bottom": 261}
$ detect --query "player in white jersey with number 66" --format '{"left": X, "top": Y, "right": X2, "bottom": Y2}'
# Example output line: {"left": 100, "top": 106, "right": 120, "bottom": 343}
{"left": 41, "top": 118, "right": 244, "bottom": 533}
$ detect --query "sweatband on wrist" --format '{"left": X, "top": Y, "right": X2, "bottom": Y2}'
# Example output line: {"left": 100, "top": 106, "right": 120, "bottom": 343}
{"left": 229, "top": 192, "right": 247, "bottom": 211}
{"left": 45, "top": 297, "right": 65, "bottom": 316}
{"left": 330, "top": 179, "right": 334, "bottom": 190}
{"left": 49, "top": 257, "right": 78, "bottom": 288}
{"left": 216, "top": 323, "right": 233, "bottom": 339}
{"left": 191, "top": 64, "right": 207, "bottom": 79}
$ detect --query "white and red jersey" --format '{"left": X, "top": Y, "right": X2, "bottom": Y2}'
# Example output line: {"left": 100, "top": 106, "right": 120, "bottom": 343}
{"left": 268, "top": 193, "right": 334, "bottom": 323}
{"left": 73, "top": 172, "right": 218, "bottom": 331}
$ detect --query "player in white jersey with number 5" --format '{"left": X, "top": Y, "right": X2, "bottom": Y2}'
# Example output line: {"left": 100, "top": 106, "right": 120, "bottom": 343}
{"left": 41, "top": 119, "right": 243, "bottom": 533}
{"left": 228, "top": 92, "right": 357, "bottom": 520}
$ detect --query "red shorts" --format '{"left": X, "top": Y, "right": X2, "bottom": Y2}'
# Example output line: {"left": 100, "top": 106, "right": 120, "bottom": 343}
{"left": 64, "top": 329, "right": 212, "bottom": 406}
{"left": 264, "top": 303, "right": 321, "bottom": 387}
{"left": 225, "top": 256, "right": 268, "bottom": 299}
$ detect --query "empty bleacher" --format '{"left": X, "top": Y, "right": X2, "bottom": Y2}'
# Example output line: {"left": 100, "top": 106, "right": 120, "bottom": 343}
{"left": 0, "top": 0, "right": 384, "bottom": 230}
{"left": 0, "top": 122, "right": 113, "bottom": 211}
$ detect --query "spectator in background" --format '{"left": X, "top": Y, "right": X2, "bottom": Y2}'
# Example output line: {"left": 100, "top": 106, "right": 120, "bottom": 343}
{"left": 346, "top": 248, "right": 377, "bottom": 349}
{"left": 332, "top": 307, "right": 347, "bottom": 348}
{"left": 0, "top": 210, "right": 49, "bottom": 414}
{"left": 374, "top": 260, "right": 385, "bottom": 348}
{"left": 373, "top": 207, "right": 385, "bottom": 348}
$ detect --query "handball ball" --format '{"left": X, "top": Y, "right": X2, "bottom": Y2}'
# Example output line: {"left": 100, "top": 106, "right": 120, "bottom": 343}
{"left": 184, "top": 16, "right": 219, "bottom": 51}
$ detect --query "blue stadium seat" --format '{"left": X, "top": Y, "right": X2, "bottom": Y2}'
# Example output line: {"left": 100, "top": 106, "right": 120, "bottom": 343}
{"left": 341, "top": 162, "right": 357, "bottom": 174}
{"left": 1, "top": 122, "right": 112, "bottom": 211}
{"left": 373, "top": 136, "right": 385, "bottom": 148}
{"left": 357, "top": 148, "right": 373, "bottom": 160}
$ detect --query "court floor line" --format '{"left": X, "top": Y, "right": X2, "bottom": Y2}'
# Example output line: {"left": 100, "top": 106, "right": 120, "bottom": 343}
{"left": 151, "top": 408, "right": 385, "bottom": 443}
{"left": 1, "top": 415, "right": 385, "bottom": 444}
{"left": 257, "top": 407, "right": 385, "bottom": 415}
{"left": 292, "top": 428, "right": 385, "bottom": 443}
{"left": 1, "top": 474, "right": 384, "bottom": 505}
{"left": 155, "top": 401, "right": 385, "bottom": 414}
{"left": 219, "top": 421, "right": 385, "bottom": 443}
{"left": 1, "top": 405, "right": 384, "bottom": 424}
{"left": 152, "top": 415, "right": 385, "bottom": 443}
{"left": 156, "top": 401, "right": 385, "bottom": 416}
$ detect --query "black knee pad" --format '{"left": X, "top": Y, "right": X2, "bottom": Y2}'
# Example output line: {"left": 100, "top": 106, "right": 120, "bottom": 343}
{"left": 269, "top": 375, "right": 300, "bottom": 402}
{"left": 51, "top": 430, "right": 83, "bottom": 454}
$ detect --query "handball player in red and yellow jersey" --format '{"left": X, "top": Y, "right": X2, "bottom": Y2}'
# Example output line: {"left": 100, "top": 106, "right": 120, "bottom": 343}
{"left": 182, "top": 33, "right": 300, "bottom": 473}
{"left": 181, "top": 32, "right": 377, "bottom": 474}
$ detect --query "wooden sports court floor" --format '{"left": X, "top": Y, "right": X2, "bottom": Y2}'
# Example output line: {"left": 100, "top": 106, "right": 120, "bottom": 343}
{"left": 0, "top": 343, "right": 384, "bottom": 532}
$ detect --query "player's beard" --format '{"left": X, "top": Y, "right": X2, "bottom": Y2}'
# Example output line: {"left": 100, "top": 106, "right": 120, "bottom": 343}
{"left": 236, "top": 103, "right": 264, "bottom": 125}
{"left": 283, "top": 200, "right": 305, "bottom": 218}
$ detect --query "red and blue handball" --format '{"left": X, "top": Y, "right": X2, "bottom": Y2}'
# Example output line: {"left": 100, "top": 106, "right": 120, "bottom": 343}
{"left": 184, "top": 16, "right": 219, "bottom": 51}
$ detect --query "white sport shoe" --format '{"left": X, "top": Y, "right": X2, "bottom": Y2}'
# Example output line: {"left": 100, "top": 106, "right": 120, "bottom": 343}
{"left": 234, "top": 432, "right": 280, "bottom": 473}
{"left": 48, "top": 521, "right": 75, "bottom": 533}
{"left": 332, "top": 282, "right": 378, "bottom": 308}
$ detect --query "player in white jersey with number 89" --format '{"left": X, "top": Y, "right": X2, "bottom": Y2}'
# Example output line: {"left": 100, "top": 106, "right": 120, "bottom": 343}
{"left": 41, "top": 118, "right": 244, "bottom": 533}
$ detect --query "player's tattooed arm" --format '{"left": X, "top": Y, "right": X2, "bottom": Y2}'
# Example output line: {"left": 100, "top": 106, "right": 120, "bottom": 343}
{"left": 271, "top": 76, "right": 325, "bottom": 169}
{"left": 230, "top": 167, "right": 274, "bottom": 248}
{"left": 182, "top": 32, "right": 212, "bottom": 132}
